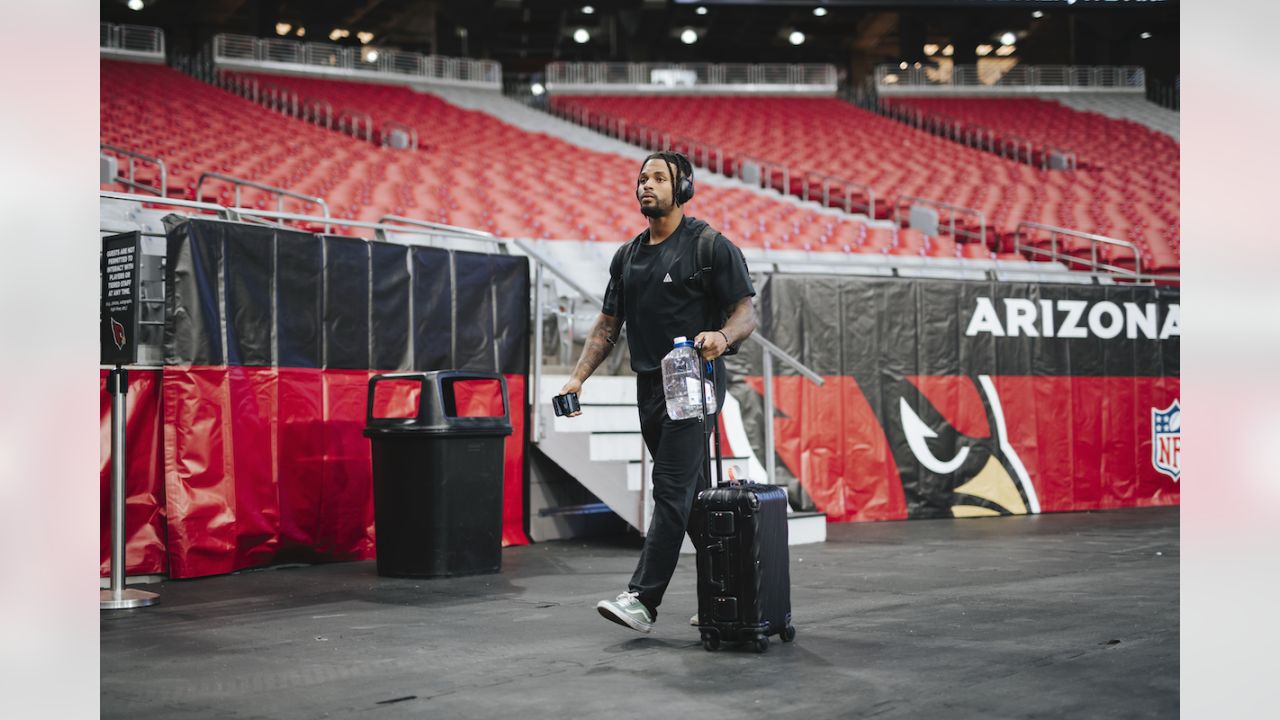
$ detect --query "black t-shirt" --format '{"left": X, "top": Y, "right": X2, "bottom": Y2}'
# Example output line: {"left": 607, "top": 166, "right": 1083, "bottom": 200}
{"left": 602, "top": 216, "right": 756, "bottom": 373}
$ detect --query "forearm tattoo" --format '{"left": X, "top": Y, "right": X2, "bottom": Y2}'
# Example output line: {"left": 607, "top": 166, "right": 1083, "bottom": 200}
{"left": 572, "top": 315, "right": 621, "bottom": 382}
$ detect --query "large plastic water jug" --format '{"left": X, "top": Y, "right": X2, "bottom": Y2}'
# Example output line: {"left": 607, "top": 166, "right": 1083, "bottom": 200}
{"left": 661, "top": 336, "right": 716, "bottom": 420}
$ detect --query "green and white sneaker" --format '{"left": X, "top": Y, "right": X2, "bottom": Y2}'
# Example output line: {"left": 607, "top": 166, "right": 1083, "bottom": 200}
{"left": 596, "top": 591, "right": 654, "bottom": 633}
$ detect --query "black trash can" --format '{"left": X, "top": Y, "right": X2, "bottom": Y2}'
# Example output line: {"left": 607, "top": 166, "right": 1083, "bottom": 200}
{"left": 364, "top": 371, "right": 512, "bottom": 578}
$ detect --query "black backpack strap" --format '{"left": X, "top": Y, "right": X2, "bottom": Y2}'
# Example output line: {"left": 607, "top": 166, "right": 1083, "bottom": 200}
{"left": 691, "top": 223, "right": 741, "bottom": 357}
{"left": 695, "top": 223, "right": 717, "bottom": 295}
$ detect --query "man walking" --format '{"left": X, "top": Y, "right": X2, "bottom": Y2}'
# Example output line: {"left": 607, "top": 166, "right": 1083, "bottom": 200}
{"left": 557, "top": 151, "right": 757, "bottom": 633}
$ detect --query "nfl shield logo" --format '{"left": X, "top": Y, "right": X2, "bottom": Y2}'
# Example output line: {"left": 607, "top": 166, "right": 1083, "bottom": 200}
{"left": 1151, "top": 400, "right": 1180, "bottom": 482}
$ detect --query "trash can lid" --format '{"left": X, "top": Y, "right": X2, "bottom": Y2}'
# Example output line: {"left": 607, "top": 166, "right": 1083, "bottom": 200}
{"left": 366, "top": 370, "right": 513, "bottom": 436}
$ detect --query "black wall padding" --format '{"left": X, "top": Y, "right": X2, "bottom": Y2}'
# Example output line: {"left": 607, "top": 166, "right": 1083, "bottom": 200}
{"left": 491, "top": 255, "right": 532, "bottom": 376}
{"left": 370, "top": 243, "right": 412, "bottom": 372}
{"left": 276, "top": 230, "right": 323, "bottom": 368}
{"left": 164, "top": 219, "right": 224, "bottom": 365}
{"left": 411, "top": 246, "right": 453, "bottom": 371}
{"left": 454, "top": 251, "right": 498, "bottom": 371}
{"left": 323, "top": 236, "right": 371, "bottom": 370}
{"left": 164, "top": 219, "right": 531, "bottom": 374}
{"left": 223, "top": 224, "right": 275, "bottom": 366}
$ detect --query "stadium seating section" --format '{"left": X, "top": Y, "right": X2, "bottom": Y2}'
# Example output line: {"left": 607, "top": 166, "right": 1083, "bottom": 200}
{"left": 552, "top": 95, "right": 1178, "bottom": 271}
{"left": 102, "top": 60, "right": 922, "bottom": 255}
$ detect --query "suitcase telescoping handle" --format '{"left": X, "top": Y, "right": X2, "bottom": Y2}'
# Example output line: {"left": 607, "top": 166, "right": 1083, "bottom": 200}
{"left": 696, "top": 342, "right": 724, "bottom": 490}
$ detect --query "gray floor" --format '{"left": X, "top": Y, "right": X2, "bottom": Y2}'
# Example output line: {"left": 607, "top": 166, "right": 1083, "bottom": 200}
{"left": 101, "top": 507, "right": 1178, "bottom": 720}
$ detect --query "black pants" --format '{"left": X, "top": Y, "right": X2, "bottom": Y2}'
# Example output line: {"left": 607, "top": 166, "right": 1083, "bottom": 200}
{"left": 627, "top": 366, "right": 725, "bottom": 617}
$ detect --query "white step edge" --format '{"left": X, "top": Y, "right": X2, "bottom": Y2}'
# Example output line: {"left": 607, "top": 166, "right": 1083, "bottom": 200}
{"left": 540, "top": 374, "right": 636, "bottom": 405}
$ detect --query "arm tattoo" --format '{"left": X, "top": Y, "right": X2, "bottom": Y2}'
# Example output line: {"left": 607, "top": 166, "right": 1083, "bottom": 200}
{"left": 718, "top": 297, "right": 758, "bottom": 346}
{"left": 571, "top": 314, "right": 622, "bottom": 383}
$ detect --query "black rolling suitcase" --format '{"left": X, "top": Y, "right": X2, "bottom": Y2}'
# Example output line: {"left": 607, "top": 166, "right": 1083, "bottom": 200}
{"left": 688, "top": 351, "right": 795, "bottom": 653}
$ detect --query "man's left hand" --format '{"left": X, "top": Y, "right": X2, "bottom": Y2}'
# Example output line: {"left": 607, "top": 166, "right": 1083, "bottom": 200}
{"left": 694, "top": 330, "right": 729, "bottom": 361}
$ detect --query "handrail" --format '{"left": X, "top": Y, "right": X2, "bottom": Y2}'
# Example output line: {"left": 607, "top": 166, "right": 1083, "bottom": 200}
{"left": 195, "top": 172, "right": 331, "bottom": 232}
{"left": 211, "top": 33, "right": 501, "bottom": 89}
{"left": 100, "top": 23, "right": 165, "bottom": 58}
{"left": 509, "top": 239, "right": 605, "bottom": 307}
{"left": 894, "top": 195, "right": 987, "bottom": 246}
{"left": 875, "top": 64, "right": 1145, "bottom": 93}
{"left": 379, "top": 121, "right": 419, "bottom": 150}
{"left": 337, "top": 109, "right": 374, "bottom": 142}
{"left": 378, "top": 215, "right": 504, "bottom": 244}
{"left": 545, "top": 61, "right": 838, "bottom": 93}
{"left": 260, "top": 82, "right": 299, "bottom": 116}
{"left": 1014, "top": 221, "right": 1145, "bottom": 279}
{"left": 100, "top": 143, "right": 167, "bottom": 198}
{"left": 101, "top": 191, "right": 504, "bottom": 247}
{"left": 875, "top": 99, "right": 1080, "bottom": 172}
{"left": 800, "top": 170, "right": 877, "bottom": 217}
{"left": 302, "top": 97, "right": 333, "bottom": 129}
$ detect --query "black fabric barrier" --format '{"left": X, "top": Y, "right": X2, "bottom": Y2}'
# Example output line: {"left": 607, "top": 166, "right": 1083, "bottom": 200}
{"left": 165, "top": 218, "right": 530, "bottom": 374}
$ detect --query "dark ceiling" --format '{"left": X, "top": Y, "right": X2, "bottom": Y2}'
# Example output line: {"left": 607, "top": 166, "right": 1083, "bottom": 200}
{"left": 101, "top": 1, "right": 1179, "bottom": 85}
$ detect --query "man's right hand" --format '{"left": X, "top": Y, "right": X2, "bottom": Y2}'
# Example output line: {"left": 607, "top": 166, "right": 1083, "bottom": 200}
{"left": 558, "top": 378, "right": 583, "bottom": 417}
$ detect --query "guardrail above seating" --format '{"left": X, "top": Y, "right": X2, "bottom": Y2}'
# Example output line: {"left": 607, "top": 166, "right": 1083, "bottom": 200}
{"left": 545, "top": 62, "right": 837, "bottom": 95}
{"left": 100, "top": 23, "right": 165, "bottom": 63}
{"left": 876, "top": 64, "right": 1146, "bottom": 95}
{"left": 211, "top": 33, "right": 501, "bottom": 90}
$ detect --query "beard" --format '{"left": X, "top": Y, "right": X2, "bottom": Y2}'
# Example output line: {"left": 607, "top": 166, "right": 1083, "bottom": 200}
{"left": 639, "top": 196, "right": 672, "bottom": 218}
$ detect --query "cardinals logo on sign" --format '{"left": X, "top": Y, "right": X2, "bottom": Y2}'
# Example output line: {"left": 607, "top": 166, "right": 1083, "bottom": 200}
{"left": 1152, "top": 400, "right": 1180, "bottom": 482}
{"left": 110, "top": 316, "right": 127, "bottom": 350}
{"left": 880, "top": 375, "right": 1041, "bottom": 519}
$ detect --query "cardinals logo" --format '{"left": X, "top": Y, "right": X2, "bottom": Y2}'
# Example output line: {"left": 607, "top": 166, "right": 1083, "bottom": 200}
{"left": 110, "top": 317, "right": 127, "bottom": 350}
{"left": 879, "top": 374, "right": 1039, "bottom": 519}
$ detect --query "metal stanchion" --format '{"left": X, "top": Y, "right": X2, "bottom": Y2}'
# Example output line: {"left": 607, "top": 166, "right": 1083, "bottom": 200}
{"left": 100, "top": 367, "right": 159, "bottom": 610}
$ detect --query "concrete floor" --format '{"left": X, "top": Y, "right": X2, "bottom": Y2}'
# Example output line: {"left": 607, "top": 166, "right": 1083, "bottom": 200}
{"left": 101, "top": 507, "right": 1178, "bottom": 719}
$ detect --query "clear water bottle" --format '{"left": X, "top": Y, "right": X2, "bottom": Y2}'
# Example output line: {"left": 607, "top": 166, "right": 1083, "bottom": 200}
{"left": 662, "top": 336, "right": 716, "bottom": 420}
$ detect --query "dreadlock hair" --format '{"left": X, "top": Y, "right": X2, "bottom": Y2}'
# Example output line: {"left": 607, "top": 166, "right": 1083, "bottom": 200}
{"left": 639, "top": 150, "right": 692, "bottom": 206}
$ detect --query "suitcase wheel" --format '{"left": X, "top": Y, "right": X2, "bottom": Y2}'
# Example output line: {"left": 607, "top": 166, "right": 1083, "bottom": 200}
{"left": 753, "top": 635, "right": 770, "bottom": 654}
{"left": 781, "top": 625, "right": 796, "bottom": 643}
{"left": 701, "top": 630, "right": 721, "bottom": 652}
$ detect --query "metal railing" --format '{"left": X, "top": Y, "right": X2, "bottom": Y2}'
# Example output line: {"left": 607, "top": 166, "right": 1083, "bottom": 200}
{"left": 211, "top": 33, "right": 501, "bottom": 89}
{"left": 260, "top": 83, "right": 299, "bottom": 116}
{"left": 337, "top": 109, "right": 374, "bottom": 142}
{"left": 545, "top": 62, "right": 837, "bottom": 93}
{"left": 1013, "top": 221, "right": 1156, "bottom": 280}
{"left": 101, "top": 144, "right": 167, "bottom": 198}
{"left": 302, "top": 98, "right": 334, "bottom": 129}
{"left": 380, "top": 121, "right": 419, "bottom": 150}
{"left": 100, "top": 23, "right": 164, "bottom": 59}
{"left": 876, "top": 64, "right": 1146, "bottom": 94}
{"left": 894, "top": 195, "right": 988, "bottom": 246}
{"left": 874, "top": 100, "right": 1079, "bottom": 172}
{"left": 194, "top": 173, "right": 331, "bottom": 232}
{"left": 799, "top": 170, "right": 877, "bottom": 218}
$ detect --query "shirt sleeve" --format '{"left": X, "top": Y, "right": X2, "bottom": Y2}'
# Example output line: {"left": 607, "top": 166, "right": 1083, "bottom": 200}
{"left": 711, "top": 233, "right": 755, "bottom": 311}
{"left": 601, "top": 242, "right": 627, "bottom": 318}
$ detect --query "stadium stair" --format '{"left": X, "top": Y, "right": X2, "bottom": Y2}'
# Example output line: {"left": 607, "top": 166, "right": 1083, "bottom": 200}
{"left": 536, "top": 374, "right": 827, "bottom": 550}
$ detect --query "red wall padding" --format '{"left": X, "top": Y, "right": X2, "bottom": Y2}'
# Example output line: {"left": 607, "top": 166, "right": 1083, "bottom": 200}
{"left": 99, "top": 369, "right": 167, "bottom": 576}
{"left": 102, "top": 367, "right": 527, "bottom": 579}
{"left": 745, "top": 375, "right": 1180, "bottom": 522}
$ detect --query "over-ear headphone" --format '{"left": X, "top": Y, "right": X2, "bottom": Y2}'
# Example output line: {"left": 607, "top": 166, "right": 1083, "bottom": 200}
{"left": 638, "top": 151, "right": 696, "bottom": 206}
{"left": 672, "top": 151, "right": 695, "bottom": 205}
